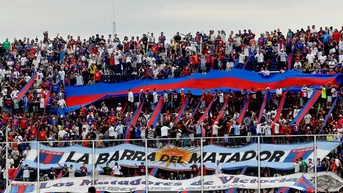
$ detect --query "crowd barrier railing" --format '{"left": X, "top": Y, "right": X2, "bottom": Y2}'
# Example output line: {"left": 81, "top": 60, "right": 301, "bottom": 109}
{"left": 3, "top": 135, "right": 343, "bottom": 193}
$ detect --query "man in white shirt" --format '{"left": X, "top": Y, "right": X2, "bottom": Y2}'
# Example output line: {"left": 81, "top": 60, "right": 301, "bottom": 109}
{"left": 128, "top": 88, "right": 134, "bottom": 112}
{"left": 153, "top": 88, "right": 159, "bottom": 106}
{"left": 112, "top": 162, "right": 122, "bottom": 177}
{"left": 22, "top": 164, "right": 30, "bottom": 181}
{"left": 160, "top": 125, "right": 170, "bottom": 138}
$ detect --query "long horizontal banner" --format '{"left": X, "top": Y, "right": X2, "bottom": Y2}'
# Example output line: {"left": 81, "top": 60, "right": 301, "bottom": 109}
{"left": 7, "top": 172, "right": 343, "bottom": 193}
{"left": 23, "top": 142, "right": 340, "bottom": 170}
{"left": 65, "top": 69, "right": 341, "bottom": 111}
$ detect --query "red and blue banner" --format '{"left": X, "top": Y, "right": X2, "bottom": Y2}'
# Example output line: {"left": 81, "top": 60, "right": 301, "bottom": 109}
{"left": 125, "top": 101, "right": 144, "bottom": 143}
{"left": 257, "top": 94, "right": 268, "bottom": 123}
{"left": 17, "top": 74, "right": 38, "bottom": 100}
{"left": 57, "top": 170, "right": 63, "bottom": 179}
{"left": 9, "top": 184, "right": 35, "bottom": 193}
{"left": 34, "top": 150, "right": 64, "bottom": 164}
{"left": 147, "top": 97, "right": 164, "bottom": 127}
{"left": 294, "top": 175, "right": 315, "bottom": 192}
{"left": 210, "top": 99, "right": 228, "bottom": 144}
{"left": 65, "top": 70, "right": 341, "bottom": 111}
{"left": 274, "top": 91, "right": 287, "bottom": 122}
{"left": 179, "top": 191, "right": 191, "bottom": 193}
{"left": 240, "top": 167, "right": 247, "bottom": 175}
{"left": 198, "top": 97, "right": 215, "bottom": 123}
{"left": 237, "top": 99, "right": 250, "bottom": 124}
{"left": 290, "top": 90, "right": 321, "bottom": 126}
{"left": 226, "top": 187, "right": 237, "bottom": 193}
{"left": 8, "top": 166, "right": 21, "bottom": 181}
{"left": 276, "top": 187, "right": 290, "bottom": 193}
{"left": 135, "top": 190, "right": 146, "bottom": 193}
{"left": 173, "top": 98, "right": 189, "bottom": 125}
{"left": 192, "top": 99, "right": 201, "bottom": 118}
{"left": 149, "top": 167, "right": 159, "bottom": 176}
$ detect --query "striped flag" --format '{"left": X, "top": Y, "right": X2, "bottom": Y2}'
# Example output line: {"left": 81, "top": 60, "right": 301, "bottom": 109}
{"left": 257, "top": 94, "right": 267, "bottom": 124}
{"left": 226, "top": 187, "right": 237, "bottom": 193}
{"left": 134, "top": 190, "right": 146, "bottom": 193}
{"left": 240, "top": 167, "right": 247, "bottom": 175}
{"left": 179, "top": 191, "right": 191, "bottom": 193}
{"left": 198, "top": 97, "right": 215, "bottom": 123}
{"left": 56, "top": 170, "right": 63, "bottom": 179}
{"left": 125, "top": 101, "right": 144, "bottom": 143}
{"left": 149, "top": 167, "right": 159, "bottom": 176}
{"left": 237, "top": 99, "right": 250, "bottom": 124}
{"left": 291, "top": 90, "right": 321, "bottom": 126}
{"left": 210, "top": 99, "right": 228, "bottom": 144}
{"left": 147, "top": 97, "right": 165, "bottom": 127}
{"left": 173, "top": 98, "right": 189, "bottom": 125}
{"left": 276, "top": 187, "right": 290, "bottom": 193}
{"left": 192, "top": 99, "right": 201, "bottom": 118}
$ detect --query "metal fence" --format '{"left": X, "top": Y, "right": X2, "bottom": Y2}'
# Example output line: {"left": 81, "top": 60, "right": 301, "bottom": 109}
{"left": 4, "top": 135, "right": 343, "bottom": 193}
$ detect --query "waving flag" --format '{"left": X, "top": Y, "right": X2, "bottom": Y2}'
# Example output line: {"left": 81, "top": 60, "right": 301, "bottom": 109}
{"left": 8, "top": 166, "right": 21, "bottom": 181}
{"left": 198, "top": 97, "right": 215, "bottom": 123}
{"left": 34, "top": 150, "right": 64, "bottom": 164}
{"left": 147, "top": 97, "right": 165, "bottom": 127}
{"left": 17, "top": 74, "right": 38, "bottom": 100}
{"left": 237, "top": 99, "right": 250, "bottom": 124}
{"left": 191, "top": 99, "right": 201, "bottom": 118}
{"left": 291, "top": 90, "right": 321, "bottom": 126}
{"left": 257, "top": 94, "right": 267, "bottom": 123}
{"left": 294, "top": 175, "right": 315, "bottom": 193}
{"left": 173, "top": 98, "right": 189, "bottom": 125}
{"left": 65, "top": 69, "right": 340, "bottom": 111}
{"left": 125, "top": 101, "right": 144, "bottom": 143}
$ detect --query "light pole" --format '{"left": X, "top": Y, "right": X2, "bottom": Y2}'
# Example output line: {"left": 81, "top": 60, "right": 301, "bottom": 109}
{"left": 112, "top": 0, "right": 117, "bottom": 34}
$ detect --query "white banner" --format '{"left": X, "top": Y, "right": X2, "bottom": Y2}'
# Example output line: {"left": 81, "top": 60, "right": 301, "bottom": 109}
{"left": 7, "top": 172, "right": 343, "bottom": 193}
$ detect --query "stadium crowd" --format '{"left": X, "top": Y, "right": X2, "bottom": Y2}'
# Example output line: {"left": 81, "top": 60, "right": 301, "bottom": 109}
{"left": 0, "top": 25, "right": 343, "bottom": 190}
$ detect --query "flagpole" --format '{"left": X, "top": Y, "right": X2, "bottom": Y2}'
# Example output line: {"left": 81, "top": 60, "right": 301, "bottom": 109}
{"left": 37, "top": 141, "right": 40, "bottom": 193}
{"left": 112, "top": 0, "right": 116, "bottom": 34}
{"left": 257, "top": 137, "right": 261, "bottom": 193}
{"left": 145, "top": 139, "right": 149, "bottom": 193}
{"left": 313, "top": 136, "right": 317, "bottom": 193}
{"left": 200, "top": 138, "right": 204, "bottom": 193}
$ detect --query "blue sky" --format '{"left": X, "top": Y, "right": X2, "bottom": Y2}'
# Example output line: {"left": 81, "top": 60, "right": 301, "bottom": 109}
{"left": 1, "top": 0, "right": 342, "bottom": 41}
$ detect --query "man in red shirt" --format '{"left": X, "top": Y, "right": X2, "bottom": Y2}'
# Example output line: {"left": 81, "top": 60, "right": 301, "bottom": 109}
{"left": 94, "top": 69, "right": 102, "bottom": 82}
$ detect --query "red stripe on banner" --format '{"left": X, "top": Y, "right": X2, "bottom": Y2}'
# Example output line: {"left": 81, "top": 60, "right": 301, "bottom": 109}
{"left": 294, "top": 89, "right": 321, "bottom": 125}
{"left": 237, "top": 99, "right": 250, "bottom": 124}
{"left": 43, "top": 154, "right": 54, "bottom": 164}
{"left": 66, "top": 94, "right": 107, "bottom": 107}
{"left": 257, "top": 94, "right": 267, "bottom": 124}
{"left": 17, "top": 185, "right": 27, "bottom": 193}
{"left": 125, "top": 101, "right": 144, "bottom": 143}
{"left": 198, "top": 97, "right": 216, "bottom": 123}
{"left": 173, "top": 98, "right": 189, "bottom": 125}
{"left": 291, "top": 150, "right": 307, "bottom": 162}
{"left": 147, "top": 97, "right": 165, "bottom": 127}
{"left": 210, "top": 99, "right": 228, "bottom": 144}
{"left": 274, "top": 91, "right": 287, "bottom": 122}
{"left": 17, "top": 74, "right": 38, "bottom": 100}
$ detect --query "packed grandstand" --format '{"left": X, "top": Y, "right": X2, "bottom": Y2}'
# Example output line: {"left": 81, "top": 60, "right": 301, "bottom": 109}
{"left": 1, "top": 26, "right": 343, "bottom": 193}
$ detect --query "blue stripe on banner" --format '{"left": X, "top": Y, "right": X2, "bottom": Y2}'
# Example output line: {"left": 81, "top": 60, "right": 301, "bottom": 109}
{"left": 51, "top": 155, "right": 63, "bottom": 164}
{"left": 320, "top": 97, "right": 338, "bottom": 132}
{"left": 10, "top": 186, "right": 18, "bottom": 193}
{"left": 192, "top": 99, "right": 201, "bottom": 118}
{"left": 257, "top": 94, "right": 267, "bottom": 123}
{"left": 125, "top": 101, "right": 144, "bottom": 141}
{"left": 35, "top": 152, "right": 47, "bottom": 163}
{"left": 25, "top": 185, "right": 35, "bottom": 192}
{"left": 291, "top": 89, "right": 321, "bottom": 126}
{"left": 147, "top": 97, "right": 164, "bottom": 128}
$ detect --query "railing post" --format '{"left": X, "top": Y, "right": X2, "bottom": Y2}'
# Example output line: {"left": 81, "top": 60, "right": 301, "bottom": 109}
{"left": 37, "top": 141, "right": 40, "bottom": 193}
{"left": 200, "top": 137, "right": 204, "bottom": 193}
{"left": 92, "top": 140, "right": 95, "bottom": 185}
{"left": 314, "top": 136, "right": 318, "bottom": 193}
{"left": 145, "top": 139, "right": 149, "bottom": 193}
{"left": 257, "top": 136, "right": 261, "bottom": 193}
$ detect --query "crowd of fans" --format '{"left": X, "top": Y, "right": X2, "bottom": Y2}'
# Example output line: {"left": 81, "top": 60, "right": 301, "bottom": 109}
{"left": 0, "top": 26, "right": 343, "bottom": 191}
